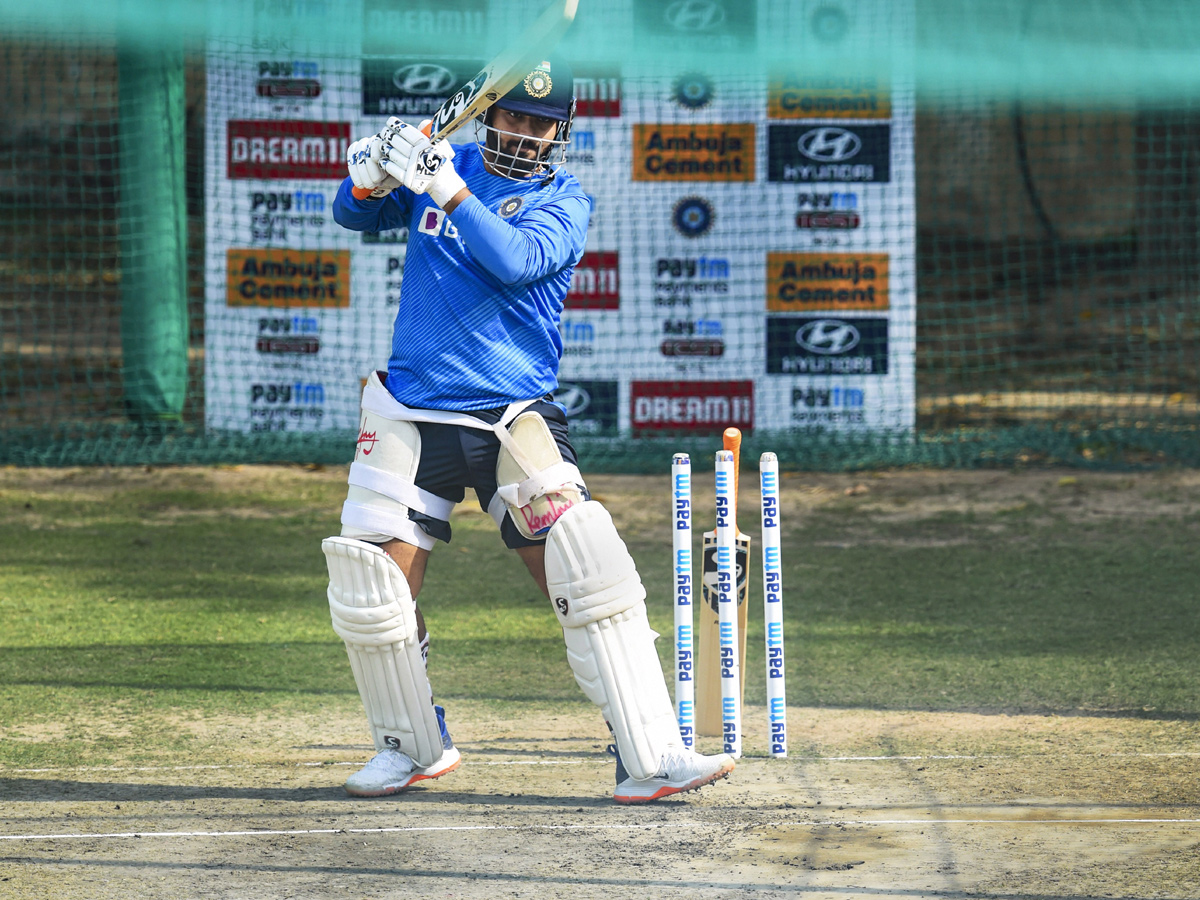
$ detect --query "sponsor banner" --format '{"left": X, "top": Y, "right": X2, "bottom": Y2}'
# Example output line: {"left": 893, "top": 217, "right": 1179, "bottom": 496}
{"left": 633, "top": 124, "right": 755, "bottom": 182}
{"left": 766, "top": 252, "right": 889, "bottom": 312}
{"left": 574, "top": 66, "right": 621, "bottom": 117}
{"left": 790, "top": 383, "right": 869, "bottom": 425}
{"left": 255, "top": 313, "right": 322, "bottom": 356}
{"left": 767, "top": 123, "right": 891, "bottom": 183}
{"left": 766, "top": 315, "right": 889, "bottom": 375}
{"left": 634, "top": 0, "right": 756, "bottom": 53}
{"left": 566, "top": 251, "right": 619, "bottom": 310}
{"left": 361, "top": 57, "right": 486, "bottom": 117}
{"left": 248, "top": 188, "right": 331, "bottom": 243}
{"left": 227, "top": 120, "right": 350, "bottom": 180}
{"left": 630, "top": 380, "right": 754, "bottom": 432}
{"left": 226, "top": 249, "right": 350, "bottom": 308}
{"left": 255, "top": 59, "right": 321, "bottom": 100}
{"left": 362, "top": 0, "right": 487, "bottom": 56}
{"left": 796, "top": 210, "right": 861, "bottom": 230}
{"left": 553, "top": 380, "right": 619, "bottom": 434}
{"left": 768, "top": 73, "right": 891, "bottom": 119}
{"left": 795, "top": 190, "right": 861, "bottom": 230}
{"left": 653, "top": 254, "right": 731, "bottom": 308}
{"left": 247, "top": 379, "right": 329, "bottom": 431}
{"left": 558, "top": 314, "right": 600, "bottom": 362}
{"left": 660, "top": 315, "right": 724, "bottom": 359}
{"left": 568, "top": 128, "right": 598, "bottom": 166}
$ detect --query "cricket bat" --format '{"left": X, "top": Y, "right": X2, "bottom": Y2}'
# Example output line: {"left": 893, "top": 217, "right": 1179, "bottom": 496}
{"left": 695, "top": 427, "right": 751, "bottom": 736}
{"left": 425, "top": 0, "right": 579, "bottom": 140}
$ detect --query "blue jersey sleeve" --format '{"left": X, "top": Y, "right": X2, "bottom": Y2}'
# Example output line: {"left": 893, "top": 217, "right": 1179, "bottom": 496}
{"left": 331, "top": 178, "right": 414, "bottom": 232}
{"left": 448, "top": 192, "right": 591, "bottom": 286}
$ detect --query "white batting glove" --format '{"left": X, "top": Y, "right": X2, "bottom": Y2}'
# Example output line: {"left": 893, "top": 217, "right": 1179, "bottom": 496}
{"left": 346, "top": 133, "right": 401, "bottom": 199}
{"left": 380, "top": 119, "right": 467, "bottom": 209}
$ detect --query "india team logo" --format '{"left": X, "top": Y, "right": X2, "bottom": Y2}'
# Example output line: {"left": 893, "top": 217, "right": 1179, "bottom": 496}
{"left": 498, "top": 196, "right": 524, "bottom": 218}
{"left": 524, "top": 66, "right": 553, "bottom": 99}
{"left": 673, "top": 196, "right": 715, "bottom": 237}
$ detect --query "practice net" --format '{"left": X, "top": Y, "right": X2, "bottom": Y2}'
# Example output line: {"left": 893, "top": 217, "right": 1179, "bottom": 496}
{"left": 2, "top": 0, "right": 1199, "bottom": 470}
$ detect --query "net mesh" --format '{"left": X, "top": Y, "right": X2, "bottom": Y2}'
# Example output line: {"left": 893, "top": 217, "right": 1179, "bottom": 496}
{"left": 2, "top": 0, "right": 1199, "bottom": 470}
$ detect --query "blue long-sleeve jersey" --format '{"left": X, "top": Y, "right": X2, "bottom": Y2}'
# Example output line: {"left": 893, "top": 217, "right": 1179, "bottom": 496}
{"left": 332, "top": 142, "right": 592, "bottom": 411}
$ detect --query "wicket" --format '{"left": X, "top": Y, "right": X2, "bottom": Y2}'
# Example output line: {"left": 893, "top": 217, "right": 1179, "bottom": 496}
{"left": 671, "top": 453, "right": 695, "bottom": 749}
{"left": 714, "top": 449, "right": 742, "bottom": 758}
{"left": 672, "top": 446, "right": 788, "bottom": 758}
{"left": 760, "top": 452, "right": 787, "bottom": 758}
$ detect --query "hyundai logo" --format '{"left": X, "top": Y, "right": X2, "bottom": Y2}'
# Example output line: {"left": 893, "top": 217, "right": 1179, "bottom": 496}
{"left": 797, "top": 127, "right": 862, "bottom": 162}
{"left": 664, "top": 0, "right": 726, "bottom": 32}
{"left": 796, "top": 319, "right": 861, "bottom": 354}
{"left": 555, "top": 383, "right": 592, "bottom": 416}
{"left": 392, "top": 63, "right": 457, "bottom": 95}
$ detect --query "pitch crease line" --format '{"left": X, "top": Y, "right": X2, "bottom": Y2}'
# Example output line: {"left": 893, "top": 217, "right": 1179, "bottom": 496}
{"left": 7, "top": 760, "right": 585, "bottom": 775}
{"left": 6, "top": 817, "right": 1200, "bottom": 843}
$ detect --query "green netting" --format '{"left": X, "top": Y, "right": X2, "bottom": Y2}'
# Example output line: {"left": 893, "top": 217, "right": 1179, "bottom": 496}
{"left": 2, "top": 1, "right": 1200, "bottom": 470}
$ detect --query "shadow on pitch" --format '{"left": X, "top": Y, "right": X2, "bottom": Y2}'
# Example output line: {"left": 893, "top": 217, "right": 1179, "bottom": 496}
{"left": 0, "top": 777, "right": 614, "bottom": 808}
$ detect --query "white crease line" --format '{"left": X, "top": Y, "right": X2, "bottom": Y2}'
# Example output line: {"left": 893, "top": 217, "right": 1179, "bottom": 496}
{"left": 4, "top": 817, "right": 1200, "bottom": 843}
{"left": 7, "top": 760, "right": 586, "bottom": 774}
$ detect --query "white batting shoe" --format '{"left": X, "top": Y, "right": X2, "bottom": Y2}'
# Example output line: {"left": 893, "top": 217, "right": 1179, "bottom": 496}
{"left": 344, "top": 705, "right": 461, "bottom": 797}
{"left": 611, "top": 746, "right": 735, "bottom": 804}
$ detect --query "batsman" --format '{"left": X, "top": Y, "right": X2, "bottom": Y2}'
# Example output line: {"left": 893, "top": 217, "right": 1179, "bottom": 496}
{"left": 326, "top": 58, "right": 735, "bottom": 802}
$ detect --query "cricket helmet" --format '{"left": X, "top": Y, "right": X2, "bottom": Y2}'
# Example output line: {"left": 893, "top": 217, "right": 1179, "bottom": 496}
{"left": 476, "top": 57, "right": 576, "bottom": 181}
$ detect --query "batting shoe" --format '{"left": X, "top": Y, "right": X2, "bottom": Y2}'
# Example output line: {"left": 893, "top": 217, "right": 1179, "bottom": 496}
{"left": 344, "top": 705, "right": 461, "bottom": 797}
{"left": 611, "top": 745, "right": 735, "bottom": 804}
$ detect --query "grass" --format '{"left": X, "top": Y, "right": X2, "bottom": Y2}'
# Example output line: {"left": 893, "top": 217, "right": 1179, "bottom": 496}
{"left": 1, "top": 465, "right": 1199, "bottom": 768}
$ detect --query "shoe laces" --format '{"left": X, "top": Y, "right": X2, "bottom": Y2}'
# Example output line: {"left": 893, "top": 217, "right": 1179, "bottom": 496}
{"left": 657, "top": 749, "right": 700, "bottom": 777}
{"left": 366, "top": 748, "right": 415, "bottom": 773}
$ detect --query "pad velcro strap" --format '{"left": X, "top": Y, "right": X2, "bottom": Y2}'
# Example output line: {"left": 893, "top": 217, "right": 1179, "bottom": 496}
{"left": 347, "top": 461, "right": 456, "bottom": 521}
{"left": 495, "top": 461, "right": 584, "bottom": 509}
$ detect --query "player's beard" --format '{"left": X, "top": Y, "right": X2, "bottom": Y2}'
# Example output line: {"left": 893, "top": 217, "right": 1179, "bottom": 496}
{"left": 485, "top": 129, "right": 547, "bottom": 177}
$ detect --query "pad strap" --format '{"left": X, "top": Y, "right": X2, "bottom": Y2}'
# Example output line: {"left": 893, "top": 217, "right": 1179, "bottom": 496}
{"left": 360, "top": 371, "right": 543, "bottom": 474}
{"left": 347, "top": 461, "right": 456, "bottom": 520}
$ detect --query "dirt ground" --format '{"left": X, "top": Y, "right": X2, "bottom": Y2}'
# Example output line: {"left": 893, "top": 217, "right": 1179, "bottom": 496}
{"left": 3, "top": 467, "right": 1200, "bottom": 898}
{"left": 3, "top": 703, "right": 1199, "bottom": 900}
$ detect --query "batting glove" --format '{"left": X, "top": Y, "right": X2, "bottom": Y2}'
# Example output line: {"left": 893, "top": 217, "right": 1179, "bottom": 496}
{"left": 380, "top": 118, "right": 467, "bottom": 209}
{"left": 347, "top": 133, "right": 400, "bottom": 200}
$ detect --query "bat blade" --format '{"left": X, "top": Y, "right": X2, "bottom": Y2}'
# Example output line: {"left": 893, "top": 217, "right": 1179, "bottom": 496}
{"left": 695, "top": 428, "right": 751, "bottom": 736}
{"left": 425, "top": 0, "right": 579, "bottom": 140}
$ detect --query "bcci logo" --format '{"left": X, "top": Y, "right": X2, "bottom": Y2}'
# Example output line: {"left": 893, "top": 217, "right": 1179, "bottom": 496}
{"left": 673, "top": 72, "right": 714, "bottom": 110}
{"left": 524, "top": 64, "right": 553, "bottom": 99}
{"left": 673, "top": 196, "right": 715, "bottom": 238}
{"left": 498, "top": 196, "right": 524, "bottom": 218}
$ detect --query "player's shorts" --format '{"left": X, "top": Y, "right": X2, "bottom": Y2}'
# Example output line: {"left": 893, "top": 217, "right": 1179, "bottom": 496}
{"left": 410, "top": 398, "right": 587, "bottom": 550}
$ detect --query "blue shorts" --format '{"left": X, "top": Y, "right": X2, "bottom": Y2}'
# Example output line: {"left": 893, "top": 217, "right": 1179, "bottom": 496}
{"left": 409, "top": 399, "right": 587, "bottom": 549}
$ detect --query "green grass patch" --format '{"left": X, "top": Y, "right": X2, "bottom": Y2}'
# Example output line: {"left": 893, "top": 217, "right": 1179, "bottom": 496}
{"left": 2, "top": 467, "right": 1199, "bottom": 768}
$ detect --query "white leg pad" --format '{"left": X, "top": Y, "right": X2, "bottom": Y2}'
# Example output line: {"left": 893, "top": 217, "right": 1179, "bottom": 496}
{"left": 545, "top": 502, "right": 684, "bottom": 780}
{"left": 322, "top": 536, "right": 443, "bottom": 766}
